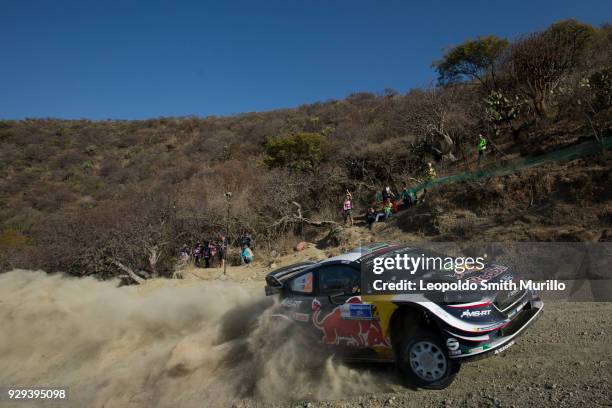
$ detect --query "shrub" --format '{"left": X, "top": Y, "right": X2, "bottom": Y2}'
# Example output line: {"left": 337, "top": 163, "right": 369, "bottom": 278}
{"left": 263, "top": 132, "right": 326, "bottom": 172}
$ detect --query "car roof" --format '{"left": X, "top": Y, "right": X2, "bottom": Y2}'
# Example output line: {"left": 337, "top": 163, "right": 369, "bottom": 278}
{"left": 265, "top": 243, "right": 410, "bottom": 284}
{"left": 357, "top": 243, "right": 414, "bottom": 264}
{"left": 322, "top": 242, "right": 405, "bottom": 265}
{"left": 346, "top": 242, "right": 396, "bottom": 254}
{"left": 320, "top": 252, "right": 363, "bottom": 263}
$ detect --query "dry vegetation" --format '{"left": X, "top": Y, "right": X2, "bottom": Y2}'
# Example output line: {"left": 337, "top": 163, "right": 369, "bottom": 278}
{"left": 0, "top": 20, "right": 610, "bottom": 281}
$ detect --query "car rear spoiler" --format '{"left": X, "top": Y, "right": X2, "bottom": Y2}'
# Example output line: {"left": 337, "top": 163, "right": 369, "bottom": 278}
{"left": 264, "top": 261, "right": 315, "bottom": 296}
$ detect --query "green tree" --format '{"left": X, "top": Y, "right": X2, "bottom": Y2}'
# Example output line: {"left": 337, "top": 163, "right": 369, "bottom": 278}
{"left": 434, "top": 35, "right": 509, "bottom": 89}
{"left": 263, "top": 132, "right": 326, "bottom": 172}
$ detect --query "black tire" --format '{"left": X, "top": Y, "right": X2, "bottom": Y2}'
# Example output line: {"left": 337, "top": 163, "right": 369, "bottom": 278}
{"left": 395, "top": 328, "right": 460, "bottom": 389}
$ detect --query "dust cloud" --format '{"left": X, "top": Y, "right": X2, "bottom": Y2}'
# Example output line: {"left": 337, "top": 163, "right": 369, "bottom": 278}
{"left": 0, "top": 270, "right": 392, "bottom": 407}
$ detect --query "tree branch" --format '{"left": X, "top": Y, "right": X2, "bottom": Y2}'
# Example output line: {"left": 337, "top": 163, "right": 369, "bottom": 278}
{"left": 109, "top": 258, "right": 146, "bottom": 284}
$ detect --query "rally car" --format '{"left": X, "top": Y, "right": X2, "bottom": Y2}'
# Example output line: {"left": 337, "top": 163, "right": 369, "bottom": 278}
{"left": 264, "top": 243, "right": 543, "bottom": 389}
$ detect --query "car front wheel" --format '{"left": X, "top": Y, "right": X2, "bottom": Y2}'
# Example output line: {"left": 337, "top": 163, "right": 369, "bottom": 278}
{"left": 396, "top": 329, "right": 460, "bottom": 389}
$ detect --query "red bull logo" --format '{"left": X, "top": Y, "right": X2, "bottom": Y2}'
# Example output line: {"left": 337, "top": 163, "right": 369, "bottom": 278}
{"left": 311, "top": 297, "right": 391, "bottom": 348}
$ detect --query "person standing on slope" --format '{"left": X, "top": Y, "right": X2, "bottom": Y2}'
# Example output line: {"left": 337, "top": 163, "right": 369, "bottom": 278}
{"left": 478, "top": 133, "right": 487, "bottom": 163}
{"left": 422, "top": 162, "right": 437, "bottom": 201}
{"left": 382, "top": 186, "right": 395, "bottom": 202}
{"left": 216, "top": 236, "right": 225, "bottom": 269}
{"left": 427, "top": 162, "right": 437, "bottom": 181}
{"left": 193, "top": 242, "right": 202, "bottom": 267}
{"left": 202, "top": 240, "right": 212, "bottom": 268}
{"left": 342, "top": 190, "right": 354, "bottom": 226}
{"left": 366, "top": 207, "right": 377, "bottom": 229}
{"left": 384, "top": 199, "right": 393, "bottom": 220}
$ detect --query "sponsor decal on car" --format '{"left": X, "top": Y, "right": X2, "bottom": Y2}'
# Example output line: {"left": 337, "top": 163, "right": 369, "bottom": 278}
{"left": 311, "top": 297, "right": 391, "bottom": 348}
{"left": 446, "top": 338, "right": 460, "bottom": 351}
{"left": 292, "top": 312, "right": 310, "bottom": 322}
{"left": 467, "top": 265, "right": 508, "bottom": 284}
{"left": 341, "top": 304, "right": 374, "bottom": 320}
{"left": 494, "top": 341, "right": 514, "bottom": 355}
{"left": 466, "top": 344, "right": 491, "bottom": 354}
{"left": 281, "top": 299, "right": 303, "bottom": 308}
{"left": 461, "top": 309, "right": 492, "bottom": 318}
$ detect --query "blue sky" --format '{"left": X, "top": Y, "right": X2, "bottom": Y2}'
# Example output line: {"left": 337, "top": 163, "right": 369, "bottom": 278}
{"left": 1, "top": 0, "right": 610, "bottom": 119}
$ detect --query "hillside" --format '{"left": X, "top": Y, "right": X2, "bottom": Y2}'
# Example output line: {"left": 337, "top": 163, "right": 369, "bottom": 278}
{"left": 0, "top": 19, "right": 611, "bottom": 280}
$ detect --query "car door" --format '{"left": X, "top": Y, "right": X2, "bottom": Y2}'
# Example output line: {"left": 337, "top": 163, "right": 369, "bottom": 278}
{"left": 310, "top": 263, "right": 387, "bottom": 349}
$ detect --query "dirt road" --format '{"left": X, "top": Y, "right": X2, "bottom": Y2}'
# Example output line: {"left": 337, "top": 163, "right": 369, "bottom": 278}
{"left": 245, "top": 301, "right": 610, "bottom": 408}
{"left": 0, "top": 266, "right": 609, "bottom": 408}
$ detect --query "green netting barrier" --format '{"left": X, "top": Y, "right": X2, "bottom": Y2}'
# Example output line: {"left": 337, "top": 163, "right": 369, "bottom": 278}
{"left": 416, "top": 136, "right": 612, "bottom": 192}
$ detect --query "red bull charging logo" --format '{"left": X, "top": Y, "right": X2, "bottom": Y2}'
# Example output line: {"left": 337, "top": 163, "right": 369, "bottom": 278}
{"left": 311, "top": 297, "right": 391, "bottom": 348}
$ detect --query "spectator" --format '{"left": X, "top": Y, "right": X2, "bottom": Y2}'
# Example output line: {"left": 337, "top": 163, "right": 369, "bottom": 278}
{"left": 384, "top": 199, "right": 393, "bottom": 220}
{"left": 241, "top": 232, "right": 253, "bottom": 249}
{"left": 192, "top": 242, "right": 202, "bottom": 267}
{"left": 366, "top": 207, "right": 377, "bottom": 230}
{"left": 478, "top": 133, "right": 487, "bottom": 163}
{"left": 427, "top": 162, "right": 437, "bottom": 181}
{"left": 241, "top": 245, "right": 254, "bottom": 265}
{"left": 422, "top": 163, "right": 437, "bottom": 200}
{"left": 209, "top": 241, "right": 217, "bottom": 267}
{"left": 382, "top": 186, "right": 395, "bottom": 202}
{"left": 342, "top": 191, "right": 353, "bottom": 226}
{"left": 217, "top": 236, "right": 226, "bottom": 269}
{"left": 401, "top": 186, "right": 417, "bottom": 208}
{"left": 179, "top": 244, "right": 190, "bottom": 264}
{"left": 202, "top": 240, "right": 212, "bottom": 268}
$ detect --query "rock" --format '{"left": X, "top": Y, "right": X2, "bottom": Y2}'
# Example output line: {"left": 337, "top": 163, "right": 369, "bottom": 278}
{"left": 545, "top": 383, "right": 557, "bottom": 390}
{"left": 295, "top": 241, "right": 307, "bottom": 251}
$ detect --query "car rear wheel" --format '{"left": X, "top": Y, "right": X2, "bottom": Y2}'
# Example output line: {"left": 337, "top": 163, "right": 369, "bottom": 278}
{"left": 396, "top": 329, "right": 460, "bottom": 389}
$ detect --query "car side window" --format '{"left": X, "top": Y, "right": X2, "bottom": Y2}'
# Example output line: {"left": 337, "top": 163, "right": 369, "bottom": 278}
{"left": 288, "top": 271, "right": 314, "bottom": 294}
{"left": 318, "top": 265, "right": 361, "bottom": 295}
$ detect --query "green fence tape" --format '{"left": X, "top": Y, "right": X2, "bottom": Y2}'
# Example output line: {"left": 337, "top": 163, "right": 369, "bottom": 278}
{"left": 416, "top": 137, "right": 612, "bottom": 192}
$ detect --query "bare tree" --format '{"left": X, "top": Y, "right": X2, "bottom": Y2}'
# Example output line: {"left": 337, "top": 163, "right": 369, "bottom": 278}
{"left": 505, "top": 20, "right": 595, "bottom": 117}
